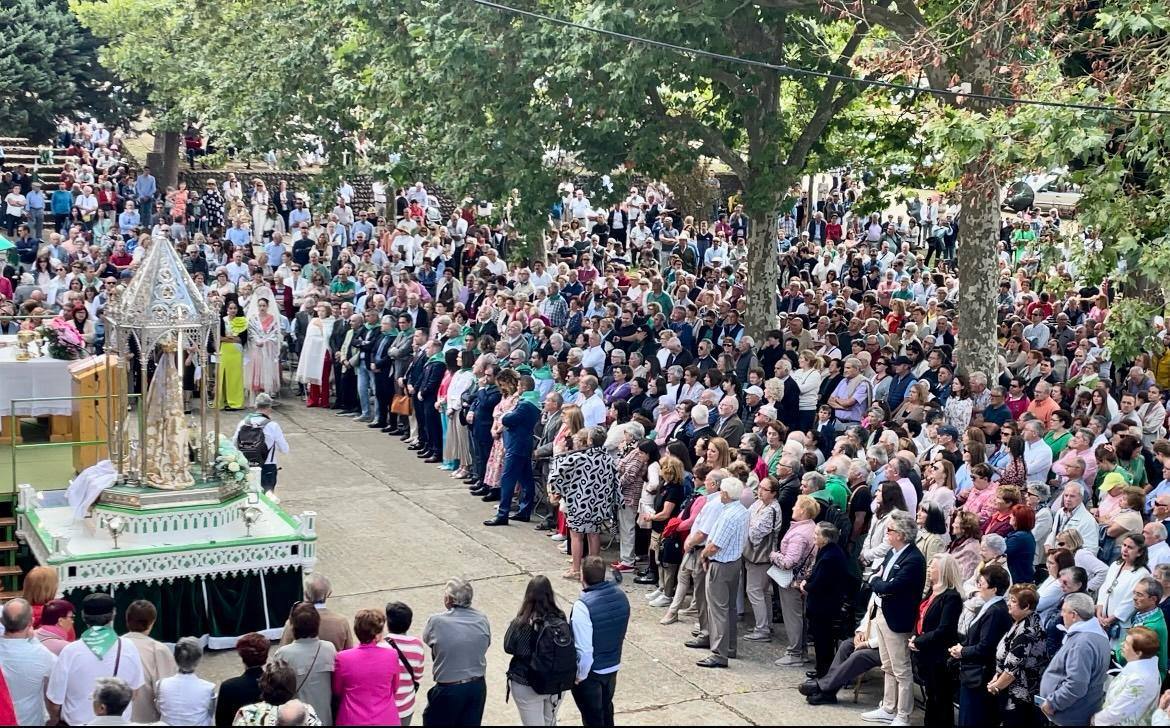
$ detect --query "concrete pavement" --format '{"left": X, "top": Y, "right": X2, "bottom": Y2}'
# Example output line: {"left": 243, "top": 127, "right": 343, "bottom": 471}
{"left": 200, "top": 402, "right": 895, "bottom": 725}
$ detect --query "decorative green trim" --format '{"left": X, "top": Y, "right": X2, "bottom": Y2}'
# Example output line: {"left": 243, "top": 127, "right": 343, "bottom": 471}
{"left": 36, "top": 532, "right": 316, "bottom": 564}
{"left": 95, "top": 493, "right": 248, "bottom": 514}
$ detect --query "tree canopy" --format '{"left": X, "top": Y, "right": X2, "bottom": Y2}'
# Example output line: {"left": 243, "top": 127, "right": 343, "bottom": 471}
{"left": 0, "top": 0, "right": 134, "bottom": 141}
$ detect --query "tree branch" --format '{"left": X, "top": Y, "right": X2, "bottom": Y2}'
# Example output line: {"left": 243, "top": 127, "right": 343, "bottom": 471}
{"left": 783, "top": 23, "right": 868, "bottom": 169}
{"left": 755, "top": 0, "right": 923, "bottom": 37}
{"left": 646, "top": 85, "right": 748, "bottom": 180}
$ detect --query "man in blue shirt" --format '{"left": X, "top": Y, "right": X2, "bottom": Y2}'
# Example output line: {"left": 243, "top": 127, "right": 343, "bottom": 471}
{"left": 118, "top": 202, "right": 140, "bottom": 236}
{"left": 50, "top": 181, "right": 73, "bottom": 233}
{"left": 25, "top": 182, "right": 45, "bottom": 241}
{"left": 133, "top": 167, "right": 157, "bottom": 228}
{"left": 287, "top": 199, "right": 311, "bottom": 230}
{"left": 226, "top": 219, "right": 251, "bottom": 250}
{"left": 350, "top": 210, "right": 374, "bottom": 244}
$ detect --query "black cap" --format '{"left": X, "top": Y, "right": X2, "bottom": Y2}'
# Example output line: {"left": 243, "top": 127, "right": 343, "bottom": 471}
{"left": 891, "top": 355, "right": 912, "bottom": 366}
{"left": 82, "top": 592, "right": 116, "bottom": 617}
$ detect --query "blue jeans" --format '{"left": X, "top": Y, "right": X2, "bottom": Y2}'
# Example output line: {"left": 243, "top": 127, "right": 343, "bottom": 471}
{"left": 422, "top": 677, "right": 486, "bottom": 726}
{"left": 27, "top": 209, "right": 44, "bottom": 240}
{"left": 139, "top": 197, "right": 154, "bottom": 228}
{"left": 494, "top": 451, "right": 534, "bottom": 519}
{"left": 356, "top": 366, "right": 373, "bottom": 419}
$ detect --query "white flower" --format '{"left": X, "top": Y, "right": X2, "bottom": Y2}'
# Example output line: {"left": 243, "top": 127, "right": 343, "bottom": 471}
{"left": 227, "top": 462, "right": 240, "bottom": 473}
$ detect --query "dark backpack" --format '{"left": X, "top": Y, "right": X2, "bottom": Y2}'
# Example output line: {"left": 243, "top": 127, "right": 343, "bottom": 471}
{"left": 526, "top": 617, "right": 576, "bottom": 695}
{"left": 235, "top": 416, "right": 271, "bottom": 466}
{"left": 816, "top": 500, "right": 853, "bottom": 548}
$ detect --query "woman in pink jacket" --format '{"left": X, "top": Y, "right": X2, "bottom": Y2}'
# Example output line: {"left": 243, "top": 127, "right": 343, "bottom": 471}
{"left": 333, "top": 609, "right": 402, "bottom": 726}
{"left": 770, "top": 495, "right": 818, "bottom": 667}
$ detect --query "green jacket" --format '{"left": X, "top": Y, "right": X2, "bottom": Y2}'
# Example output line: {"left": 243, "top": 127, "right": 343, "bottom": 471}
{"left": 1116, "top": 608, "right": 1168, "bottom": 681}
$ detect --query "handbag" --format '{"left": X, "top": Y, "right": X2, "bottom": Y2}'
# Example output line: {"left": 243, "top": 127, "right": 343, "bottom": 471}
{"left": 391, "top": 393, "right": 413, "bottom": 416}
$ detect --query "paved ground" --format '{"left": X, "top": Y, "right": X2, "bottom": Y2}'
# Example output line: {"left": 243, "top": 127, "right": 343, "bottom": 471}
{"left": 199, "top": 402, "right": 892, "bottom": 725}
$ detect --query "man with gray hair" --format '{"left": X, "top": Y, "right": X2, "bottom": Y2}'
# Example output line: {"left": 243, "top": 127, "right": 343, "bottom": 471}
{"left": 421, "top": 577, "right": 491, "bottom": 726}
{"left": 0, "top": 598, "right": 56, "bottom": 726}
{"left": 1144, "top": 521, "right": 1170, "bottom": 568}
{"left": 1038, "top": 591, "right": 1111, "bottom": 725}
{"left": 277, "top": 699, "right": 311, "bottom": 726}
{"left": 280, "top": 573, "right": 355, "bottom": 652}
{"left": 862, "top": 509, "right": 925, "bottom": 725}
{"left": 90, "top": 677, "right": 134, "bottom": 726}
{"left": 694, "top": 477, "right": 750, "bottom": 669}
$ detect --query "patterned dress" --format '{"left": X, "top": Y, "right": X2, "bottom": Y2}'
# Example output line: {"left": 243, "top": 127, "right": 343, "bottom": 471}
{"left": 484, "top": 393, "right": 517, "bottom": 488}
{"left": 233, "top": 701, "right": 321, "bottom": 726}
{"left": 994, "top": 612, "right": 1048, "bottom": 717}
{"left": 548, "top": 445, "right": 618, "bottom": 533}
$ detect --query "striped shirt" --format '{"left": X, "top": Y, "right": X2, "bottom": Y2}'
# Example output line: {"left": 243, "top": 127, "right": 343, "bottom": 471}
{"left": 707, "top": 500, "right": 749, "bottom": 563}
{"left": 381, "top": 634, "right": 425, "bottom": 718}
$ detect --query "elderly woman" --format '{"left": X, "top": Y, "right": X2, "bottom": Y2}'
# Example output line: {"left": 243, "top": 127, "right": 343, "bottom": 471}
{"left": 32, "top": 599, "right": 75, "bottom": 655}
{"left": 614, "top": 430, "right": 651, "bottom": 573}
{"left": 333, "top": 609, "right": 402, "bottom": 726}
{"left": 803, "top": 521, "right": 851, "bottom": 679}
{"left": 950, "top": 564, "right": 1013, "bottom": 726}
{"left": 156, "top": 637, "right": 216, "bottom": 725}
{"left": 274, "top": 603, "right": 337, "bottom": 725}
{"left": 959, "top": 533, "right": 1011, "bottom": 635}
{"left": 1094, "top": 625, "right": 1161, "bottom": 725}
{"left": 233, "top": 658, "right": 322, "bottom": 725}
{"left": 910, "top": 553, "right": 964, "bottom": 728}
{"left": 215, "top": 633, "right": 270, "bottom": 726}
{"left": 986, "top": 584, "right": 1048, "bottom": 726}
{"left": 771, "top": 495, "right": 819, "bottom": 667}
{"left": 982, "top": 485, "right": 1023, "bottom": 537}
{"left": 743, "top": 476, "right": 783, "bottom": 641}
{"left": 1054, "top": 528, "right": 1110, "bottom": 592}
{"left": 548, "top": 427, "right": 618, "bottom": 580}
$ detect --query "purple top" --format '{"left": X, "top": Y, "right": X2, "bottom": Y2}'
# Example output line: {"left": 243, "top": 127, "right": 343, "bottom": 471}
{"left": 333, "top": 642, "right": 402, "bottom": 726}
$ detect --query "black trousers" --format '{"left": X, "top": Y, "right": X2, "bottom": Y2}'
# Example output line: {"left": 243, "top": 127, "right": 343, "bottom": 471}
{"left": 472, "top": 433, "right": 492, "bottom": 485}
{"left": 335, "top": 366, "right": 357, "bottom": 411}
{"left": 373, "top": 374, "right": 393, "bottom": 426}
{"left": 260, "top": 463, "right": 278, "bottom": 492}
{"left": 572, "top": 670, "right": 617, "bottom": 727}
{"left": 421, "top": 396, "right": 441, "bottom": 453}
{"left": 918, "top": 655, "right": 955, "bottom": 728}
{"left": 422, "top": 677, "right": 486, "bottom": 726}
{"left": 808, "top": 614, "right": 836, "bottom": 678}
{"left": 816, "top": 640, "right": 881, "bottom": 694}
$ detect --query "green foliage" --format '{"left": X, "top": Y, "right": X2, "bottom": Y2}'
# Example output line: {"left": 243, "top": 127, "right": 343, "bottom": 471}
{"left": 1105, "top": 295, "right": 1165, "bottom": 365}
{"left": 0, "top": 0, "right": 136, "bottom": 141}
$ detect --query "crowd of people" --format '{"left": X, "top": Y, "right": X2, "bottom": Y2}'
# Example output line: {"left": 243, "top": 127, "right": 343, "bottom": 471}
{"left": 0, "top": 565, "right": 629, "bottom": 727}
{"left": 8, "top": 118, "right": 1170, "bottom": 725}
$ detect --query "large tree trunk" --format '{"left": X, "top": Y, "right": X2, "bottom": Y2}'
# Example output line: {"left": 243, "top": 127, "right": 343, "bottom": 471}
{"left": 744, "top": 208, "right": 780, "bottom": 341}
{"left": 955, "top": 162, "right": 1000, "bottom": 377}
{"left": 147, "top": 129, "right": 181, "bottom": 189}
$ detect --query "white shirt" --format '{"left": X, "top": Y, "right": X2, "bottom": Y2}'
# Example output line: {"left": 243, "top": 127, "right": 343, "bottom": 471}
{"left": 0, "top": 636, "right": 57, "bottom": 726}
{"left": 155, "top": 672, "right": 215, "bottom": 726}
{"left": 569, "top": 197, "right": 592, "bottom": 221}
{"left": 47, "top": 636, "right": 145, "bottom": 725}
{"left": 1024, "top": 438, "right": 1054, "bottom": 481}
{"left": 580, "top": 345, "right": 606, "bottom": 373}
{"left": 232, "top": 415, "right": 289, "bottom": 465}
{"left": 1149, "top": 541, "right": 1170, "bottom": 569}
{"left": 580, "top": 393, "right": 606, "bottom": 428}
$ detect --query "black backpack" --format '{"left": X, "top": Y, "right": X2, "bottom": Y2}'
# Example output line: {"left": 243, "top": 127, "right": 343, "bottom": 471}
{"left": 816, "top": 500, "right": 854, "bottom": 548}
{"left": 235, "top": 416, "right": 271, "bottom": 466}
{"left": 526, "top": 617, "right": 576, "bottom": 695}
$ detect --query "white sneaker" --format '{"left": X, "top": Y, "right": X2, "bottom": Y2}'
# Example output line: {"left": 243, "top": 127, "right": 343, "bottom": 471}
{"left": 889, "top": 718, "right": 909, "bottom": 727}
{"left": 774, "top": 654, "right": 808, "bottom": 666}
{"left": 558, "top": 544, "right": 569, "bottom": 554}
{"left": 550, "top": 534, "right": 566, "bottom": 542}
{"left": 860, "top": 708, "right": 897, "bottom": 723}
{"left": 645, "top": 588, "right": 662, "bottom": 601}
{"left": 648, "top": 594, "right": 672, "bottom": 607}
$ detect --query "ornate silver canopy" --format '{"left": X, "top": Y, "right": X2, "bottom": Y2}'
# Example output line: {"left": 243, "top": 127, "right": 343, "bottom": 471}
{"left": 104, "top": 236, "right": 219, "bottom": 354}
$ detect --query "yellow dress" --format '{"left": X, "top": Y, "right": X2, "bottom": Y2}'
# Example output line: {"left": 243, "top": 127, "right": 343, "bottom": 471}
{"left": 216, "top": 316, "right": 247, "bottom": 409}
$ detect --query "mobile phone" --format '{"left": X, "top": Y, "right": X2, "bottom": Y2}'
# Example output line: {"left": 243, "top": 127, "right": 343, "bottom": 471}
{"left": 1033, "top": 695, "right": 1046, "bottom": 707}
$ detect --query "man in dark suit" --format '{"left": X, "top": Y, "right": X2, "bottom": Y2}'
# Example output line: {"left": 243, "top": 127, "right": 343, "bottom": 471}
{"left": 532, "top": 392, "right": 564, "bottom": 531}
{"left": 468, "top": 365, "right": 502, "bottom": 495}
{"left": 415, "top": 339, "right": 446, "bottom": 463}
{"left": 713, "top": 396, "right": 745, "bottom": 446}
{"left": 387, "top": 313, "right": 416, "bottom": 437}
{"left": 772, "top": 359, "right": 802, "bottom": 430}
{"left": 404, "top": 331, "right": 429, "bottom": 451}
{"left": 662, "top": 336, "right": 693, "bottom": 370}
{"left": 484, "top": 375, "right": 542, "bottom": 526}
{"left": 331, "top": 312, "right": 362, "bottom": 414}
{"left": 864, "top": 510, "right": 926, "bottom": 725}
{"left": 369, "top": 315, "right": 397, "bottom": 430}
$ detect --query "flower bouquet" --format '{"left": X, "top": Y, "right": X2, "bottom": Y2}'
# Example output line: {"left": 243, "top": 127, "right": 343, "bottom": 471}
{"left": 37, "top": 318, "right": 86, "bottom": 360}
{"left": 214, "top": 435, "right": 250, "bottom": 484}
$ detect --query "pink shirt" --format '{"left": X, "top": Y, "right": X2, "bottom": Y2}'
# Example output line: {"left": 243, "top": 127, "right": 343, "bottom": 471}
{"left": 333, "top": 643, "right": 402, "bottom": 726}
{"left": 962, "top": 484, "right": 997, "bottom": 526}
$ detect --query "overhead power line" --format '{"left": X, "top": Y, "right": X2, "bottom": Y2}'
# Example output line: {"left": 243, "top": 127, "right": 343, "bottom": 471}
{"left": 468, "top": 0, "right": 1170, "bottom": 116}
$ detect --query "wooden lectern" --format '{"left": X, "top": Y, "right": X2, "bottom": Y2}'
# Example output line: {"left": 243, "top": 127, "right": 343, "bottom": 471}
{"left": 70, "top": 355, "right": 123, "bottom": 473}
